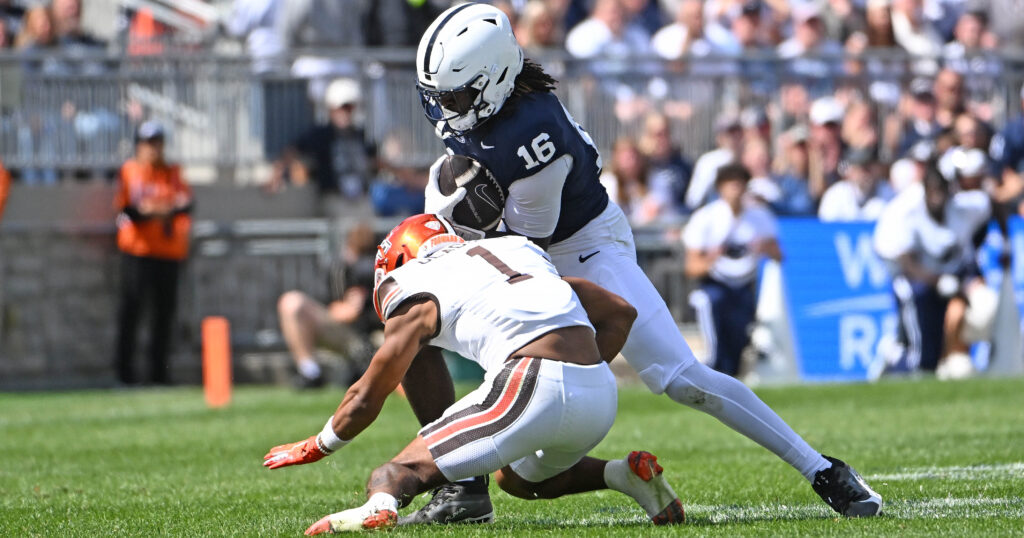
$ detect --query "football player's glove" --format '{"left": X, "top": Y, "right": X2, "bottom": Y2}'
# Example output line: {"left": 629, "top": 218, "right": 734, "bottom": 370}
{"left": 263, "top": 436, "right": 328, "bottom": 469}
{"left": 424, "top": 155, "right": 467, "bottom": 219}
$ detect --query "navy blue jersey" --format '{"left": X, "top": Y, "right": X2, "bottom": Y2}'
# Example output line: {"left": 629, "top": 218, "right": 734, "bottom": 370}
{"left": 991, "top": 118, "right": 1024, "bottom": 176}
{"left": 443, "top": 92, "right": 608, "bottom": 244}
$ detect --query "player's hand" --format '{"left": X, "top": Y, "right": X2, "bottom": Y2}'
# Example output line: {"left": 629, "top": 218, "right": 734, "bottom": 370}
{"left": 263, "top": 436, "right": 327, "bottom": 469}
{"left": 424, "top": 154, "right": 466, "bottom": 219}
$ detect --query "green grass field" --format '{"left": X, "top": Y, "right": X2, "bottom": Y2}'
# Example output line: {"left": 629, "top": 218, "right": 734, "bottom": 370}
{"left": 2, "top": 377, "right": 1023, "bottom": 536}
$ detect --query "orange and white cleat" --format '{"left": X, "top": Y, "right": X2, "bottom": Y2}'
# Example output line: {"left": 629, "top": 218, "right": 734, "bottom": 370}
{"left": 304, "top": 507, "right": 398, "bottom": 534}
{"left": 606, "top": 451, "right": 685, "bottom": 525}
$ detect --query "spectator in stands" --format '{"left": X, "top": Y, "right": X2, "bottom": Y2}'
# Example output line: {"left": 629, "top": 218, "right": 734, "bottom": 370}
{"left": 369, "top": 130, "right": 427, "bottom": 217}
{"left": 686, "top": 111, "right": 744, "bottom": 211}
{"left": 600, "top": 137, "right": 664, "bottom": 225}
{"left": 933, "top": 68, "right": 967, "bottom": 131}
{"left": 808, "top": 96, "right": 846, "bottom": 200}
{"left": 937, "top": 114, "right": 992, "bottom": 181}
{"left": 684, "top": 163, "right": 782, "bottom": 377}
{"left": 51, "top": 0, "right": 104, "bottom": 50}
{"left": 943, "top": 9, "right": 1000, "bottom": 76}
{"left": 277, "top": 223, "right": 380, "bottom": 389}
{"left": 890, "top": 138, "right": 934, "bottom": 193}
{"left": 0, "top": 0, "right": 24, "bottom": 37}
{"left": 842, "top": 99, "right": 880, "bottom": 154}
{"left": 821, "top": 0, "right": 866, "bottom": 44}
{"left": 896, "top": 77, "right": 940, "bottom": 157}
{"left": 818, "top": 148, "right": 892, "bottom": 221}
{"left": 278, "top": 0, "right": 368, "bottom": 102}
{"left": 113, "top": 121, "right": 193, "bottom": 386}
{"left": 777, "top": 3, "right": 844, "bottom": 81}
{"left": 890, "top": 0, "right": 943, "bottom": 56}
{"left": 873, "top": 162, "right": 996, "bottom": 378}
{"left": 650, "top": 0, "right": 708, "bottom": 60}
{"left": 224, "top": 0, "right": 284, "bottom": 73}
{"left": 565, "top": 0, "right": 651, "bottom": 62}
{"left": 270, "top": 78, "right": 375, "bottom": 198}
{"left": 0, "top": 158, "right": 9, "bottom": 221}
{"left": 863, "top": 0, "right": 895, "bottom": 47}
{"left": 986, "top": 0, "right": 1024, "bottom": 53}
{"left": 516, "top": 0, "right": 563, "bottom": 52}
{"left": 770, "top": 125, "right": 817, "bottom": 215}
{"left": 14, "top": 5, "right": 55, "bottom": 51}
{"left": 989, "top": 86, "right": 1024, "bottom": 213}
{"left": 0, "top": 16, "right": 10, "bottom": 48}
{"left": 621, "top": 0, "right": 664, "bottom": 36}
{"left": 740, "top": 106, "right": 771, "bottom": 145}
{"left": 638, "top": 112, "right": 692, "bottom": 216}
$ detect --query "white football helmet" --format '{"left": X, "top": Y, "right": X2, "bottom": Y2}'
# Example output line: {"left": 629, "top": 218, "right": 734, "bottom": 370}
{"left": 416, "top": 3, "right": 524, "bottom": 135}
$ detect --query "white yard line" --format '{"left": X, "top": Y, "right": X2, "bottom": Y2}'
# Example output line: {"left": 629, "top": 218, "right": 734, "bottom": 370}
{"left": 868, "top": 462, "right": 1024, "bottom": 481}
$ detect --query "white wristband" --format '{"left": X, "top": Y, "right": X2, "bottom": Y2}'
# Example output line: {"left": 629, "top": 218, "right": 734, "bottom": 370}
{"left": 315, "top": 417, "right": 349, "bottom": 454}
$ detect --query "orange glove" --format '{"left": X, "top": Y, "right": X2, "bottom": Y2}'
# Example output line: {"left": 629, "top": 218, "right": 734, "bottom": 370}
{"left": 263, "top": 436, "right": 328, "bottom": 469}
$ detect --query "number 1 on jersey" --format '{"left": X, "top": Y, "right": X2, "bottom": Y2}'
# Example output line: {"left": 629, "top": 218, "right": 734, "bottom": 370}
{"left": 517, "top": 133, "right": 556, "bottom": 170}
{"left": 468, "top": 246, "right": 532, "bottom": 284}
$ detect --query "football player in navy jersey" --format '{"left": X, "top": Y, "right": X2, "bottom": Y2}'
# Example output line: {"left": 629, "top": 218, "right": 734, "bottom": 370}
{"left": 401, "top": 3, "right": 881, "bottom": 524}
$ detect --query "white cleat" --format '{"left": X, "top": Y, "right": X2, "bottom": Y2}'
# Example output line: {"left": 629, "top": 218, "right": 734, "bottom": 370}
{"left": 604, "top": 451, "right": 685, "bottom": 524}
{"left": 304, "top": 506, "right": 397, "bottom": 534}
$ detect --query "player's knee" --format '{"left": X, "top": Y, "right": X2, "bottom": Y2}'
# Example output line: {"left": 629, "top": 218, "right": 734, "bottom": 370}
{"left": 278, "top": 290, "right": 314, "bottom": 321}
{"left": 665, "top": 363, "right": 725, "bottom": 412}
{"left": 494, "top": 469, "right": 543, "bottom": 500}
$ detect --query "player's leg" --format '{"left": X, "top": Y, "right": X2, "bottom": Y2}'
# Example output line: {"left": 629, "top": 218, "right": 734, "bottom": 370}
{"left": 893, "top": 276, "right": 946, "bottom": 371}
{"left": 147, "top": 259, "right": 179, "bottom": 385}
{"left": 277, "top": 290, "right": 329, "bottom": 387}
{"left": 114, "top": 254, "right": 144, "bottom": 385}
{"left": 553, "top": 210, "right": 879, "bottom": 516}
{"left": 305, "top": 436, "right": 447, "bottom": 535}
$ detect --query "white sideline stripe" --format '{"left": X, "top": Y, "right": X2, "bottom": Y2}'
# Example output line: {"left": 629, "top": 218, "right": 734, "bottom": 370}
{"left": 868, "top": 462, "right": 1024, "bottom": 481}
{"left": 684, "top": 497, "right": 1024, "bottom": 523}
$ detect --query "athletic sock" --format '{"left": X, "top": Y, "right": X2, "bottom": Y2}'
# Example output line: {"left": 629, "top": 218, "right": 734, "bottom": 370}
{"left": 298, "top": 358, "right": 321, "bottom": 379}
{"left": 666, "top": 362, "right": 830, "bottom": 482}
{"left": 366, "top": 492, "right": 399, "bottom": 513}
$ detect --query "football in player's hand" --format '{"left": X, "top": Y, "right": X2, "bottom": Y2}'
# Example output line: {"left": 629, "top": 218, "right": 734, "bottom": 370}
{"left": 436, "top": 155, "right": 505, "bottom": 231}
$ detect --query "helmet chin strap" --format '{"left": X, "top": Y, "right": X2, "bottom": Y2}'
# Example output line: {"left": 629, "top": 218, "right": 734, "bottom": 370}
{"left": 447, "top": 110, "right": 479, "bottom": 133}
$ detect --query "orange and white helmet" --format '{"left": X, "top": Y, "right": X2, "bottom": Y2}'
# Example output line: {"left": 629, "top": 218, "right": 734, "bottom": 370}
{"left": 373, "top": 214, "right": 464, "bottom": 320}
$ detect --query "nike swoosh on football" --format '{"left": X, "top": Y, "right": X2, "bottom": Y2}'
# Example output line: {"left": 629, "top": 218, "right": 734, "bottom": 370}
{"left": 578, "top": 251, "right": 600, "bottom": 263}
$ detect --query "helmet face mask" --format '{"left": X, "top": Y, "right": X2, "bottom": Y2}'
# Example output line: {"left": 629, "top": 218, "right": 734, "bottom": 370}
{"left": 416, "top": 3, "right": 523, "bottom": 136}
{"left": 417, "top": 75, "right": 491, "bottom": 134}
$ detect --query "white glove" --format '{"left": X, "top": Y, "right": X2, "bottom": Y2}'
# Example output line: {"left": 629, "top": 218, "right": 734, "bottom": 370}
{"left": 424, "top": 155, "right": 466, "bottom": 220}
{"left": 937, "top": 273, "right": 960, "bottom": 298}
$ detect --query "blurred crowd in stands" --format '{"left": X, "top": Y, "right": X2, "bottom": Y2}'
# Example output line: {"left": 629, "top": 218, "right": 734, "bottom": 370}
{"left": 0, "top": 0, "right": 1023, "bottom": 226}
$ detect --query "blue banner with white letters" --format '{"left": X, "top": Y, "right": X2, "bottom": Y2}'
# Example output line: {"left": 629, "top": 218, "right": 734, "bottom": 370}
{"left": 777, "top": 219, "right": 897, "bottom": 382}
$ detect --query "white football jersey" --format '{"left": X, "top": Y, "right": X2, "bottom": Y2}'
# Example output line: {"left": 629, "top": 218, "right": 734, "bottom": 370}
{"left": 874, "top": 183, "right": 991, "bottom": 275}
{"left": 682, "top": 199, "right": 778, "bottom": 287}
{"left": 374, "top": 236, "right": 594, "bottom": 374}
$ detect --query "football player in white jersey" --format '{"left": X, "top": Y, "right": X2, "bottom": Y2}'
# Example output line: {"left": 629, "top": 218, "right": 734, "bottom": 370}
{"left": 263, "top": 214, "right": 685, "bottom": 534}
{"left": 874, "top": 162, "right": 997, "bottom": 377}
{"left": 408, "top": 2, "right": 881, "bottom": 521}
{"left": 683, "top": 163, "right": 782, "bottom": 377}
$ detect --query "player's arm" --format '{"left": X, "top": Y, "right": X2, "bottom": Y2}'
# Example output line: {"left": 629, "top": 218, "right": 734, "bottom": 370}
{"left": 684, "top": 247, "right": 721, "bottom": 280}
{"left": 401, "top": 345, "right": 456, "bottom": 426}
{"left": 502, "top": 154, "right": 573, "bottom": 251}
{"left": 564, "top": 277, "right": 637, "bottom": 363}
{"left": 263, "top": 299, "right": 438, "bottom": 469}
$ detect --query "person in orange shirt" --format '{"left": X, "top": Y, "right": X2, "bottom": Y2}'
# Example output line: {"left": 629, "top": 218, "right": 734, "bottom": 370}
{"left": 114, "top": 121, "right": 193, "bottom": 385}
{"left": 0, "top": 158, "right": 10, "bottom": 222}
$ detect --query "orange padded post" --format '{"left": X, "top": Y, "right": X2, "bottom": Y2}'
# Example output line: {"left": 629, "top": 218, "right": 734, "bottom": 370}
{"left": 202, "top": 316, "right": 232, "bottom": 408}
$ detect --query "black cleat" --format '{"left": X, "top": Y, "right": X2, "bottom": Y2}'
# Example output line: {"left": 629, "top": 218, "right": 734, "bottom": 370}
{"left": 812, "top": 455, "right": 883, "bottom": 517}
{"left": 398, "top": 476, "right": 494, "bottom": 525}
{"left": 292, "top": 372, "right": 326, "bottom": 390}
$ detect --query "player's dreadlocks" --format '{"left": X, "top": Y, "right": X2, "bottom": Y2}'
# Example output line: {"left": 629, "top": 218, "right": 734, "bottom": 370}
{"left": 512, "top": 58, "right": 557, "bottom": 97}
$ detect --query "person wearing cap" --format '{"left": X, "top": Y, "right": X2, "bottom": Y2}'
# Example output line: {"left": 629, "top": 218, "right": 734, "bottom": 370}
{"left": 818, "top": 148, "right": 892, "bottom": 221}
{"left": 685, "top": 111, "right": 744, "bottom": 211}
{"left": 777, "top": 2, "right": 844, "bottom": 80}
{"left": 771, "top": 125, "right": 817, "bottom": 215}
{"left": 808, "top": 96, "right": 846, "bottom": 200}
{"left": 896, "top": 77, "right": 940, "bottom": 157}
{"left": 683, "top": 163, "right": 783, "bottom": 377}
{"left": 114, "top": 120, "right": 193, "bottom": 385}
{"left": 270, "top": 78, "right": 376, "bottom": 198}
{"left": 873, "top": 161, "right": 996, "bottom": 378}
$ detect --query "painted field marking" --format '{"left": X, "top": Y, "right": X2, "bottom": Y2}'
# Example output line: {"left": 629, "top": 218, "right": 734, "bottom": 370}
{"left": 868, "top": 462, "right": 1024, "bottom": 482}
